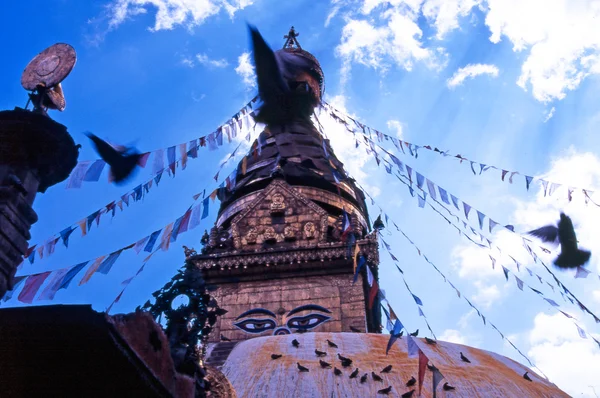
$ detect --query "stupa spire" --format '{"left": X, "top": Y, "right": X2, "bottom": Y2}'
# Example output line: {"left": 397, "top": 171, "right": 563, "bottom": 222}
{"left": 283, "top": 26, "right": 301, "bottom": 49}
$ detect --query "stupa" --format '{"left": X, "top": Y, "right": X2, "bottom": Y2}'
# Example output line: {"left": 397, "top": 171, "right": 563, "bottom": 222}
{"left": 184, "top": 27, "right": 569, "bottom": 397}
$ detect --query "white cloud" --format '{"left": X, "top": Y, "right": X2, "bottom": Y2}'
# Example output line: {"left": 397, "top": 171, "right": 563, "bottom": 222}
{"left": 107, "top": 0, "right": 253, "bottom": 31}
{"left": 447, "top": 63, "right": 499, "bottom": 88}
{"left": 330, "top": 0, "right": 600, "bottom": 102}
{"left": 484, "top": 0, "right": 600, "bottom": 102}
{"left": 335, "top": 2, "right": 447, "bottom": 87}
{"left": 195, "top": 53, "right": 228, "bottom": 69}
{"left": 471, "top": 281, "right": 501, "bottom": 308}
{"left": 235, "top": 52, "right": 256, "bottom": 89}
{"left": 439, "top": 328, "right": 468, "bottom": 344}
{"left": 544, "top": 106, "right": 556, "bottom": 123}
{"left": 527, "top": 312, "right": 600, "bottom": 397}
{"left": 180, "top": 56, "right": 195, "bottom": 68}
{"left": 316, "top": 95, "right": 381, "bottom": 198}
{"left": 422, "top": 0, "right": 480, "bottom": 39}
{"left": 386, "top": 120, "right": 404, "bottom": 139}
{"left": 448, "top": 149, "right": 600, "bottom": 394}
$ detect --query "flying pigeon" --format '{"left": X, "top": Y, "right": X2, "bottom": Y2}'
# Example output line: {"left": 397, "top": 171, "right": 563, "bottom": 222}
{"left": 460, "top": 352, "right": 471, "bottom": 363}
{"left": 373, "top": 214, "right": 385, "bottom": 231}
{"left": 315, "top": 349, "right": 327, "bottom": 357}
{"left": 319, "top": 359, "right": 332, "bottom": 369}
{"left": 409, "top": 329, "right": 419, "bottom": 337}
{"left": 427, "top": 363, "right": 437, "bottom": 371}
{"left": 372, "top": 372, "right": 383, "bottom": 382}
{"left": 297, "top": 362, "right": 309, "bottom": 372}
{"left": 349, "top": 368, "right": 359, "bottom": 379}
{"left": 527, "top": 213, "right": 591, "bottom": 269}
{"left": 220, "top": 334, "right": 231, "bottom": 342}
{"left": 381, "top": 365, "right": 392, "bottom": 373}
{"left": 378, "top": 386, "right": 392, "bottom": 395}
{"left": 443, "top": 382, "right": 456, "bottom": 391}
{"left": 523, "top": 372, "right": 533, "bottom": 382}
{"left": 401, "top": 390, "right": 415, "bottom": 398}
{"left": 327, "top": 339, "right": 338, "bottom": 348}
{"left": 248, "top": 25, "right": 319, "bottom": 125}
{"left": 425, "top": 337, "right": 436, "bottom": 345}
{"left": 334, "top": 367, "right": 342, "bottom": 376}
{"left": 271, "top": 354, "right": 282, "bottom": 360}
{"left": 360, "top": 373, "right": 368, "bottom": 384}
{"left": 292, "top": 339, "right": 300, "bottom": 348}
{"left": 406, "top": 376, "right": 416, "bottom": 387}
{"left": 86, "top": 133, "right": 141, "bottom": 185}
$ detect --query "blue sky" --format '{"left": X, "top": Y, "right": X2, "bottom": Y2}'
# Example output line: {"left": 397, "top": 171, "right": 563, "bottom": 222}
{"left": 2, "top": 1, "right": 600, "bottom": 395}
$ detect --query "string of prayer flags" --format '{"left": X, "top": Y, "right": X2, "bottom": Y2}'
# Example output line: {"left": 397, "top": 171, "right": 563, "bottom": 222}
{"left": 67, "top": 96, "right": 258, "bottom": 188}
{"left": 362, "top": 132, "right": 600, "bottom": 288}
{"left": 23, "top": 131, "right": 253, "bottom": 270}
{"left": 359, "top": 190, "right": 543, "bottom": 372}
{"left": 324, "top": 101, "right": 600, "bottom": 208}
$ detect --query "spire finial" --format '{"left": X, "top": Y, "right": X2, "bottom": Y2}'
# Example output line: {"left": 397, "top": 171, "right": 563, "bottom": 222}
{"left": 283, "top": 26, "right": 301, "bottom": 49}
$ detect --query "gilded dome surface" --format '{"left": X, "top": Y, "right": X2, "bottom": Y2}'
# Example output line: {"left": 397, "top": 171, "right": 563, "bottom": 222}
{"left": 221, "top": 332, "right": 568, "bottom": 397}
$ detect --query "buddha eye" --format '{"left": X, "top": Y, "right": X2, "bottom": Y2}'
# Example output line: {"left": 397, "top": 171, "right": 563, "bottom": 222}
{"left": 234, "top": 318, "right": 276, "bottom": 334}
{"left": 287, "top": 313, "right": 330, "bottom": 331}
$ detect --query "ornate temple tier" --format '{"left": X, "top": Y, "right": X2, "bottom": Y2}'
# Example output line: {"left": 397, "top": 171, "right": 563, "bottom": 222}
{"left": 220, "top": 333, "right": 569, "bottom": 398}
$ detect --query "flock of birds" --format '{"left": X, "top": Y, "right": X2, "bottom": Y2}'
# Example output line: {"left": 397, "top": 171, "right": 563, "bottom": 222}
{"left": 268, "top": 335, "right": 458, "bottom": 396}
{"left": 263, "top": 334, "right": 536, "bottom": 395}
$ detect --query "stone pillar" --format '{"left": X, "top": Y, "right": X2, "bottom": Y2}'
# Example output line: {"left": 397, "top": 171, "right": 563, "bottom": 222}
{"left": 0, "top": 108, "right": 79, "bottom": 297}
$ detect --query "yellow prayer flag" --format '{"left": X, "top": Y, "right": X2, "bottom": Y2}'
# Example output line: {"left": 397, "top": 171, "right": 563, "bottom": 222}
{"left": 79, "top": 255, "right": 107, "bottom": 286}
{"left": 77, "top": 219, "right": 87, "bottom": 237}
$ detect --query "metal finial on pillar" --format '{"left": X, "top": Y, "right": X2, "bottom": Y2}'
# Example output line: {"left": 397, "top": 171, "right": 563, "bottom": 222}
{"left": 283, "top": 26, "right": 301, "bottom": 49}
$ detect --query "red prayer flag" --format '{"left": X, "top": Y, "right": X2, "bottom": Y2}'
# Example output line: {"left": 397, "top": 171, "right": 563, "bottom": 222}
{"left": 368, "top": 279, "right": 379, "bottom": 309}
{"left": 137, "top": 152, "right": 151, "bottom": 168}
{"left": 18, "top": 271, "right": 51, "bottom": 303}
{"left": 418, "top": 349, "right": 428, "bottom": 396}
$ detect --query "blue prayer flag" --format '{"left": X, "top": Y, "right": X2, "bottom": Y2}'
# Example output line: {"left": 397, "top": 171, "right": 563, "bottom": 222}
{"left": 144, "top": 230, "right": 161, "bottom": 252}
{"left": 58, "top": 262, "right": 88, "bottom": 290}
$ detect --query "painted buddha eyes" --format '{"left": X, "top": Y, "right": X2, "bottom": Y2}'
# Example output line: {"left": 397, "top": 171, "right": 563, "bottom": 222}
{"left": 233, "top": 305, "right": 332, "bottom": 335}
{"left": 233, "top": 318, "right": 276, "bottom": 334}
{"left": 286, "top": 313, "right": 330, "bottom": 331}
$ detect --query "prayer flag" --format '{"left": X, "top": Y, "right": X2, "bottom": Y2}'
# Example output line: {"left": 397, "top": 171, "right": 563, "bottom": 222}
{"left": 18, "top": 272, "right": 51, "bottom": 303}
{"left": 576, "top": 324, "right": 587, "bottom": 339}
{"left": 97, "top": 250, "right": 122, "bottom": 274}
{"left": 153, "top": 149, "right": 165, "bottom": 175}
{"left": 432, "top": 367, "right": 445, "bottom": 398}
{"left": 366, "top": 265, "right": 374, "bottom": 286}
{"left": 160, "top": 223, "right": 174, "bottom": 251}
{"left": 426, "top": 179, "right": 437, "bottom": 200}
{"left": 477, "top": 210, "right": 485, "bottom": 229}
{"left": 134, "top": 236, "right": 150, "bottom": 254}
{"left": 416, "top": 173, "right": 425, "bottom": 189}
{"left": 137, "top": 152, "right": 151, "bottom": 167}
{"left": 575, "top": 267, "right": 591, "bottom": 279}
{"left": 202, "top": 198, "right": 210, "bottom": 219}
{"left": 515, "top": 275, "right": 524, "bottom": 291}
{"left": 59, "top": 262, "right": 88, "bottom": 290}
{"left": 2, "top": 276, "right": 26, "bottom": 302}
{"left": 463, "top": 202, "right": 471, "bottom": 219}
{"left": 407, "top": 335, "right": 419, "bottom": 358}
{"left": 145, "top": 229, "right": 162, "bottom": 252}
{"left": 83, "top": 160, "right": 106, "bottom": 182}
{"left": 412, "top": 293, "right": 423, "bottom": 306}
{"left": 66, "top": 161, "right": 92, "bottom": 189}
{"left": 450, "top": 194, "right": 460, "bottom": 210}
{"left": 406, "top": 166, "right": 413, "bottom": 183}
{"left": 525, "top": 175, "right": 533, "bottom": 190}
{"left": 544, "top": 298, "right": 560, "bottom": 307}
{"left": 188, "top": 204, "right": 202, "bottom": 230}
{"left": 368, "top": 279, "right": 379, "bottom": 309}
{"left": 418, "top": 193, "right": 426, "bottom": 208}
{"left": 167, "top": 146, "right": 176, "bottom": 174}
{"left": 188, "top": 139, "right": 198, "bottom": 158}
{"left": 502, "top": 266, "right": 509, "bottom": 281}
{"left": 79, "top": 256, "right": 107, "bottom": 285}
{"left": 418, "top": 349, "right": 428, "bottom": 395}
{"left": 38, "top": 269, "right": 70, "bottom": 301}
{"left": 438, "top": 187, "right": 450, "bottom": 204}
{"left": 179, "top": 143, "right": 188, "bottom": 170}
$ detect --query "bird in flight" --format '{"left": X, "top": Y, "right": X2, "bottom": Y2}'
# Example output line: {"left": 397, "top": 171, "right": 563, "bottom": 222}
{"left": 86, "top": 133, "right": 141, "bottom": 185}
{"left": 527, "top": 212, "right": 591, "bottom": 269}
